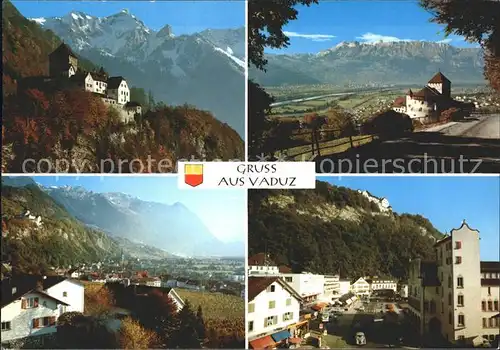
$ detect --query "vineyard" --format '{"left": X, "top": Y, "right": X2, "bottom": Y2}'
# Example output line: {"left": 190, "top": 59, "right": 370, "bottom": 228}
{"left": 176, "top": 289, "right": 245, "bottom": 342}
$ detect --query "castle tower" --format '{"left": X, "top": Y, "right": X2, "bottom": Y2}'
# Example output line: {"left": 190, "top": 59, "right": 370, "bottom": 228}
{"left": 49, "top": 43, "right": 78, "bottom": 78}
{"left": 427, "top": 72, "right": 451, "bottom": 98}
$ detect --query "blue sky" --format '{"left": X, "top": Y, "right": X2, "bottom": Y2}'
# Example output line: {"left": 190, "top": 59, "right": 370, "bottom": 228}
{"left": 32, "top": 176, "right": 246, "bottom": 243}
{"left": 13, "top": 1, "right": 245, "bottom": 34}
{"left": 318, "top": 176, "right": 500, "bottom": 261}
{"left": 268, "top": 1, "right": 478, "bottom": 54}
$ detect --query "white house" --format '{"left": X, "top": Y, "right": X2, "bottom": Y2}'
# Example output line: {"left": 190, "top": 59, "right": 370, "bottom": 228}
{"left": 248, "top": 253, "right": 281, "bottom": 276}
{"left": 247, "top": 277, "right": 302, "bottom": 348}
{"left": 1, "top": 276, "right": 84, "bottom": 347}
{"left": 280, "top": 273, "right": 325, "bottom": 305}
{"left": 371, "top": 279, "right": 398, "bottom": 292}
{"left": 322, "top": 275, "right": 341, "bottom": 301}
{"left": 351, "top": 277, "right": 371, "bottom": 296}
{"left": 107, "top": 77, "right": 130, "bottom": 105}
{"left": 338, "top": 279, "right": 351, "bottom": 296}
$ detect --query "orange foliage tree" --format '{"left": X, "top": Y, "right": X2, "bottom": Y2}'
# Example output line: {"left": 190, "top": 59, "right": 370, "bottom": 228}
{"left": 84, "top": 283, "right": 115, "bottom": 316}
{"left": 119, "top": 317, "right": 160, "bottom": 349}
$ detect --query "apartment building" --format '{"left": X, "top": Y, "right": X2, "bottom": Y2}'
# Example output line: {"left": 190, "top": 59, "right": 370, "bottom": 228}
{"left": 247, "top": 277, "right": 303, "bottom": 348}
{"left": 280, "top": 273, "right": 325, "bottom": 304}
{"left": 322, "top": 275, "right": 341, "bottom": 301}
{"left": 407, "top": 220, "right": 499, "bottom": 347}
{"left": 371, "top": 279, "right": 398, "bottom": 292}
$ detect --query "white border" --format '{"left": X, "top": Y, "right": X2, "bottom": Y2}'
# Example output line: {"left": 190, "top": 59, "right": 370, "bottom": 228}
{"left": 244, "top": 1, "right": 249, "bottom": 347}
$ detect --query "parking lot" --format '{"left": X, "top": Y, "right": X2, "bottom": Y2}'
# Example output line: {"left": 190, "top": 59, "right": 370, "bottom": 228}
{"left": 309, "top": 298, "right": 416, "bottom": 348}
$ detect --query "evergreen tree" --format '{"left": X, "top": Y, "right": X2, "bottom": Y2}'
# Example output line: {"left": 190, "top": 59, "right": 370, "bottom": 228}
{"left": 195, "top": 305, "right": 206, "bottom": 342}
{"left": 171, "top": 301, "right": 201, "bottom": 348}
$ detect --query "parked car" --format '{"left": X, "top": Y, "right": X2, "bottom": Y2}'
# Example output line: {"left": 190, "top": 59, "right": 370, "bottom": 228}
{"left": 355, "top": 332, "right": 367, "bottom": 346}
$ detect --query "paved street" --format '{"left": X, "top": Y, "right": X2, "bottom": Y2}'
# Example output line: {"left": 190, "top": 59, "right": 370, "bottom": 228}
{"left": 315, "top": 114, "right": 500, "bottom": 173}
{"left": 309, "top": 299, "right": 419, "bottom": 349}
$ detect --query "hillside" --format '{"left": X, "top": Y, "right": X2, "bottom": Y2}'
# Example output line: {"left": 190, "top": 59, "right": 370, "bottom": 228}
{"left": 251, "top": 41, "right": 485, "bottom": 87}
{"left": 248, "top": 181, "right": 443, "bottom": 279}
{"left": 1, "top": 1, "right": 244, "bottom": 173}
{"left": 30, "top": 9, "right": 245, "bottom": 137}
{"left": 1, "top": 184, "right": 121, "bottom": 274}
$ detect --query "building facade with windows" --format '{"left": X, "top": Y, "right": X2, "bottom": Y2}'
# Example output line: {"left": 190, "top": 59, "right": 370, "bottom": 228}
{"left": 280, "top": 273, "right": 325, "bottom": 305}
{"left": 1, "top": 276, "right": 84, "bottom": 347}
{"left": 247, "top": 277, "right": 302, "bottom": 348}
{"left": 351, "top": 277, "right": 371, "bottom": 296}
{"left": 248, "top": 253, "right": 280, "bottom": 276}
{"left": 407, "top": 221, "right": 499, "bottom": 347}
{"left": 371, "top": 279, "right": 398, "bottom": 292}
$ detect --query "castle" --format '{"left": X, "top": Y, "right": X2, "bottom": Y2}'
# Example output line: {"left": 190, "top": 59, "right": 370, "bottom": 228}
{"left": 19, "top": 43, "right": 142, "bottom": 123}
{"left": 392, "top": 72, "right": 472, "bottom": 122}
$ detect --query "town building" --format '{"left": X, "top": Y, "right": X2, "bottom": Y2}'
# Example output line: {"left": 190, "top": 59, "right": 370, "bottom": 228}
{"left": 406, "top": 220, "right": 499, "bottom": 347}
{"left": 280, "top": 273, "right": 325, "bottom": 305}
{"left": 392, "top": 72, "right": 472, "bottom": 123}
{"left": 247, "top": 277, "right": 304, "bottom": 349}
{"left": 248, "top": 253, "right": 281, "bottom": 276}
{"left": 399, "top": 284, "right": 409, "bottom": 298}
{"left": 1, "top": 275, "right": 84, "bottom": 348}
{"left": 322, "top": 275, "right": 341, "bottom": 301}
{"left": 19, "top": 43, "right": 141, "bottom": 124}
{"left": 338, "top": 279, "right": 351, "bottom": 296}
{"left": 370, "top": 279, "right": 398, "bottom": 292}
{"left": 351, "top": 277, "right": 371, "bottom": 296}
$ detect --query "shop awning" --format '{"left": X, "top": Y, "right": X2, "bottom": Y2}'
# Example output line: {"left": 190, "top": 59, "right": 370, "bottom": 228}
{"left": 289, "top": 338, "right": 302, "bottom": 344}
{"left": 249, "top": 336, "right": 275, "bottom": 349}
{"left": 271, "top": 330, "right": 291, "bottom": 342}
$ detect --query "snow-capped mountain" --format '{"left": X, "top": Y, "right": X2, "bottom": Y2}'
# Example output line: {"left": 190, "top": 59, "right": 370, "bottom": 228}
{"left": 250, "top": 40, "right": 484, "bottom": 87}
{"left": 31, "top": 10, "right": 245, "bottom": 137}
{"left": 42, "top": 185, "right": 244, "bottom": 257}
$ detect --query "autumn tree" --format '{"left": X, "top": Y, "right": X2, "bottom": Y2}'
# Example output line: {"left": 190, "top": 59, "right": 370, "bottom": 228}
{"left": 248, "top": 0, "right": 318, "bottom": 157}
{"left": 420, "top": 0, "right": 500, "bottom": 92}
{"left": 84, "top": 283, "right": 115, "bottom": 316}
{"left": 119, "top": 317, "right": 160, "bottom": 349}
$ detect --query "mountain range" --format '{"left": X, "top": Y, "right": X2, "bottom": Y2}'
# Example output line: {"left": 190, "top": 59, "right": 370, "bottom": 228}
{"left": 30, "top": 9, "right": 245, "bottom": 137}
{"left": 251, "top": 41, "right": 485, "bottom": 87}
{"left": 2, "top": 177, "right": 244, "bottom": 259}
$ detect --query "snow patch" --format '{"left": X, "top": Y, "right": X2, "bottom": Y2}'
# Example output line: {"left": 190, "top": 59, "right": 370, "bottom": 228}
{"left": 86, "top": 15, "right": 92, "bottom": 19}
{"left": 31, "top": 17, "right": 46, "bottom": 25}
{"left": 226, "top": 46, "right": 233, "bottom": 55}
{"left": 71, "top": 13, "right": 80, "bottom": 20}
{"left": 214, "top": 47, "right": 245, "bottom": 68}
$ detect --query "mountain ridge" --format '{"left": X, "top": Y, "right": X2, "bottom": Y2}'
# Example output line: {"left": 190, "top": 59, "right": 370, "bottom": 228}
{"left": 252, "top": 41, "right": 485, "bottom": 87}
{"left": 29, "top": 9, "right": 245, "bottom": 136}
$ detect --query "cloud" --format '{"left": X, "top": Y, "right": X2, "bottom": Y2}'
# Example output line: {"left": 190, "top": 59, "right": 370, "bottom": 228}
{"left": 437, "top": 38, "right": 453, "bottom": 44}
{"left": 284, "top": 31, "right": 336, "bottom": 42}
{"left": 356, "top": 32, "right": 413, "bottom": 43}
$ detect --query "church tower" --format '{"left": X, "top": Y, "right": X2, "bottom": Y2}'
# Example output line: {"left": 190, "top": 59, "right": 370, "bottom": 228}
{"left": 49, "top": 43, "right": 78, "bottom": 78}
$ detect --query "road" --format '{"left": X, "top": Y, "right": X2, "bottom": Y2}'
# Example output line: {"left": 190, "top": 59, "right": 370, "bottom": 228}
{"left": 309, "top": 299, "right": 417, "bottom": 348}
{"left": 315, "top": 114, "right": 500, "bottom": 173}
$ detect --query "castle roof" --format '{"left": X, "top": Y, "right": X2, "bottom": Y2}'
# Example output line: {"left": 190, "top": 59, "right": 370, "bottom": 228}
{"left": 107, "top": 76, "right": 126, "bottom": 89}
{"left": 393, "top": 96, "right": 406, "bottom": 107}
{"left": 49, "top": 43, "right": 77, "bottom": 59}
{"left": 89, "top": 72, "right": 107, "bottom": 82}
{"left": 411, "top": 86, "right": 441, "bottom": 101}
{"left": 428, "top": 72, "right": 450, "bottom": 84}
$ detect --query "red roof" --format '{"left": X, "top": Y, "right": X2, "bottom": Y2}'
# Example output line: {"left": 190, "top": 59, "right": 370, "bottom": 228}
{"left": 249, "top": 336, "right": 275, "bottom": 349}
{"left": 428, "top": 72, "right": 450, "bottom": 84}
{"left": 248, "top": 253, "right": 276, "bottom": 266}
{"left": 248, "top": 277, "right": 278, "bottom": 301}
{"left": 278, "top": 265, "right": 292, "bottom": 273}
{"left": 393, "top": 96, "right": 406, "bottom": 107}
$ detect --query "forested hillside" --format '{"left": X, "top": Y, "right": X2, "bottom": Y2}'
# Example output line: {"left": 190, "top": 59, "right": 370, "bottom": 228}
{"left": 1, "top": 184, "right": 121, "bottom": 274}
{"left": 248, "top": 181, "right": 442, "bottom": 280}
{"left": 1, "top": 1, "right": 244, "bottom": 172}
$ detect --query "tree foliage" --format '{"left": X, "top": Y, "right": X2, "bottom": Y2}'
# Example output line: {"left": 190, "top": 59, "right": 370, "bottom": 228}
{"left": 248, "top": 0, "right": 318, "bottom": 157}
{"left": 248, "top": 181, "right": 442, "bottom": 279}
{"left": 119, "top": 317, "right": 160, "bottom": 349}
{"left": 56, "top": 312, "right": 117, "bottom": 349}
{"left": 420, "top": 0, "right": 500, "bottom": 92}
